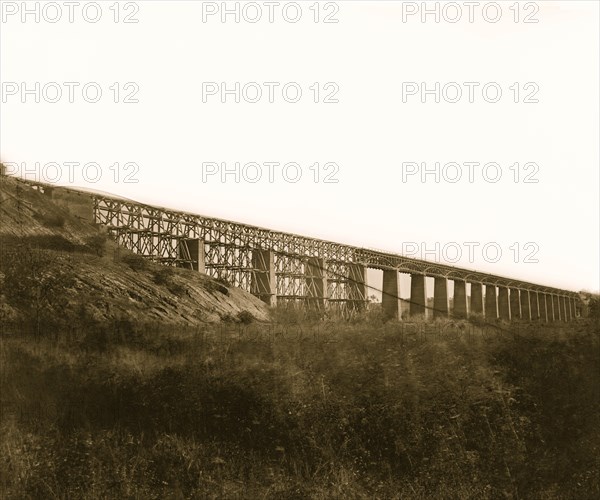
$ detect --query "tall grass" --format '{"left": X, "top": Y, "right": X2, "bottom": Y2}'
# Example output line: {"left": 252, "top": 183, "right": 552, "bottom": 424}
{"left": 1, "top": 318, "right": 598, "bottom": 499}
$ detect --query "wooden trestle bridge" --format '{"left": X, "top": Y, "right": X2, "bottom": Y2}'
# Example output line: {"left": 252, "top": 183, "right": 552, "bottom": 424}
{"left": 16, "top": 178, "right": 582, "bottom": 322}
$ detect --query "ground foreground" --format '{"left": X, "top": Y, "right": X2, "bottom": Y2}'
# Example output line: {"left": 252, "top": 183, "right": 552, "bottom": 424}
{"left": 0, "top": 315, "right": 598, "bottom": 499}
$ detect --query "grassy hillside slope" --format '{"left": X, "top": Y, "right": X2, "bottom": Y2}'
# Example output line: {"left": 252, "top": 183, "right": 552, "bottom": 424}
{"left": 0, "top": 176, "right": 269, "bottom": 327}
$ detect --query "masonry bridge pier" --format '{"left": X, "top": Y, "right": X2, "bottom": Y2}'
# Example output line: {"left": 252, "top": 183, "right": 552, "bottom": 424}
{"left": 27, "top": 181, "right": 581, "bottom": 322}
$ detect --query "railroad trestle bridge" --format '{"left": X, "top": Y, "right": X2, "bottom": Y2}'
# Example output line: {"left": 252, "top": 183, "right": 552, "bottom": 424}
{"left": 24, "top": 180, "right": 582, "bottom": 322}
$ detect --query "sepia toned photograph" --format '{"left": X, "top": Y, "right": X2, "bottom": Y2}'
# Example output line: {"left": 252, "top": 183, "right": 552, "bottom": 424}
{"left": 1, "top": 1, "right": 599, "bottom": 498}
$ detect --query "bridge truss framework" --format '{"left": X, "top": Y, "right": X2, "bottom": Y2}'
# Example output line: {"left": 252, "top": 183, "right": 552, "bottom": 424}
{"left": 90, "top": 192, "right": 580, "bottom": 320}
{"left": 7, "top": 177, "right": 581, "bottom": 321}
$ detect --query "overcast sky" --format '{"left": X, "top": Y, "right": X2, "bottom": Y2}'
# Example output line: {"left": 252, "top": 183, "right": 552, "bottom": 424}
{"left": 1, "top": 0, "right": 598, "bottom": 293}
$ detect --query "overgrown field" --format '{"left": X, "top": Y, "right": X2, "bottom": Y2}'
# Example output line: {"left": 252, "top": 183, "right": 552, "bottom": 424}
{"left": 1, "top": 315, "right": 599, "bottom": 499}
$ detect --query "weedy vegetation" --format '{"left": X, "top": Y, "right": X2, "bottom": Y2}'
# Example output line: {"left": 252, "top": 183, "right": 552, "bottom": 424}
{"left": 0, "top": 310, "right": 598, "bottom": 499}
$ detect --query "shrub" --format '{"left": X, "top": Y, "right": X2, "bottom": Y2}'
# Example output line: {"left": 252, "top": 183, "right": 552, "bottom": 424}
{"left": 469, "top": 312, "right": 486, "bottom": 326}
{"left": 85, "top": 234, "right": 107, "bottom": 256}
{"left": 25, "top": 235, "right": 77, "bottom": 252}
{"left": 152, "top": 267, "right": 186, "bottom": 296}
{"left": 237, "top": 310, "right": 254, "bottom": 324}
{"left": 588, "top": 295, "right": 599, "bottom": 319}
{"left": 269, "top": 304, "right": 326, "bottom": 324}
{"left": 204, "top": 279, "right": 229, "bottom": 295}
{"left": 167, "top": 282, "right": 186, "bottom": 297}
{"left": 35, "top": 212, "right": 66, "bottom": 228}
{"left": 121, "top": 253, "right": 149, "bottom": 272}
{"left": 220, "top": 313, "right": 236, "bottom": 322}
{"left": 152, "top": 267, "right": 173, "bottom": 285}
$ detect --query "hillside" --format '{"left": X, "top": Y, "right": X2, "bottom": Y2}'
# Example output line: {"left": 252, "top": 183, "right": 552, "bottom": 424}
{"left": 0, "top": 176, "right": 269, "bottom": 327}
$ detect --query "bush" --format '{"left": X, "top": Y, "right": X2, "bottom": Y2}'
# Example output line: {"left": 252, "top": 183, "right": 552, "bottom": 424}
{"left": 220, "top": 312, "right": 236, "bottom": 322}
{"left": 152, "top": 267, "right": 186, "bottom": 296}
{"left": 236, "top": 310, "right": 254, "bottom": 324}
{"left": 167, "top": 282, "right": 186, "bottom": 297}
{"left": 204, "top": 279, "right": 229, "bottom": 295}
{"left": 152, "top": 267, "right": 173, "bottom": 285}
{"left": 588, "top": 295, "right": 599, "bottom": 319}
{"left": 85, "top": 234, "right": 107, "bottom": 256}
{"left": 24, "top": 235, "right": 77, "bottom": 252}
{"left": 269, "top": 303, "right": 326, "bottom": 324}
{"left": 35, "top": 212, "right": 66, "bottom": 228}
{"left": 121, "top": 253, "right": 149, "bottom": 272}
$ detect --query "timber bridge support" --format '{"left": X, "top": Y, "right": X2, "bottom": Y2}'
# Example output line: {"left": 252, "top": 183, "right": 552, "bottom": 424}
{"left": 20, "top": 179, "right": 582, "bottom": 322}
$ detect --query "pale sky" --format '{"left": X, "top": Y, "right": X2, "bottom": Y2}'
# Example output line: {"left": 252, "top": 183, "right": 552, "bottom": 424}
{"left": 1, "top": 0, "right": 599, "bottom": 293}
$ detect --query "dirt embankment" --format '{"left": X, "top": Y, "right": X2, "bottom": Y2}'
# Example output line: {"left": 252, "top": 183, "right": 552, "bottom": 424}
{"left": 0, "top": 176, "right": 270, "bottom": 326}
